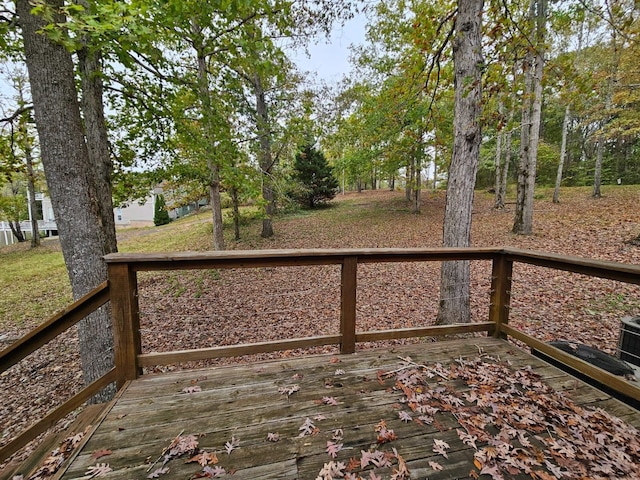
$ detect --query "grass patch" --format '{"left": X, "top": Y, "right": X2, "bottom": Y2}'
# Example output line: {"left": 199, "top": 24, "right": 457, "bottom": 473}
{"left": 0, "top": 242, "right": 71, "bottom": 329}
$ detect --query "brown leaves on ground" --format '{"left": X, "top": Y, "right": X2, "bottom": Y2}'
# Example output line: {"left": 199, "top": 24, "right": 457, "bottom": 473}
{"left": 20, "top": 427, "right": 90, "bottom": 480}
{"left": 385, "top": 353, "right": 640, "bottom": 479}
{"left": 5, "top": 188, "right": 640, "bottom": 471}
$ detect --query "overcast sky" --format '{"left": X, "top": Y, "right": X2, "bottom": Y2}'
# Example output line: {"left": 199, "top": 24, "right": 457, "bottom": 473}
{"left": 292, "top": 15, "right": 367, "bottom": 83}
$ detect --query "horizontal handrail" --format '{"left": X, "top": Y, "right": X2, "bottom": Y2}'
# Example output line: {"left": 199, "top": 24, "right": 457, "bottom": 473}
{"left": 0, "top": 281, "right": 110, "bottom": 374}
{"left": 104, "top": 247, "right": 502, "bottom": 271}
{"left": 503, "top": 247, "right": 640, "bottom": 284}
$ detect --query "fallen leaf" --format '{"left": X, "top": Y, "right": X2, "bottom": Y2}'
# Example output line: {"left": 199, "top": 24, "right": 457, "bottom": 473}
{"left": 90, "top": 449, "right": 112, "bottom": 461}
{"left": 182, "top": 385, "right": 202, "bottom": 394}
{"left": 86, "top": 463, "right": 112, "bottom": 478}
{"left": 326, "top": 440, "right": 343, "bottom": 458}
{"left": 147, "top": 466, "right": 169, "bottom": 478}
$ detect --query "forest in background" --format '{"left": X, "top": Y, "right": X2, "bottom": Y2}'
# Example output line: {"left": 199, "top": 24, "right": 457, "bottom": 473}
{"left": 1, "top": 0, "right": 639, "bottom": 242}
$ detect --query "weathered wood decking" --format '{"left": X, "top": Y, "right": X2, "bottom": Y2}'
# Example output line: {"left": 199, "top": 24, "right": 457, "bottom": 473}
{"left": 57, "top": 337, "right": 640, "bottom": 480}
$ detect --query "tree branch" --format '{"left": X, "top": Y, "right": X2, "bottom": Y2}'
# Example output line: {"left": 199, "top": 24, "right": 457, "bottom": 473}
{"left": 0, "top": 105, "right": 33, "bottom": 124}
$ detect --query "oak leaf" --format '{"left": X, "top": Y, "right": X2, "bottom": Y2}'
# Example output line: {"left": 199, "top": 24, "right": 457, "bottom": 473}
{"left": 86, "top": 463, "right": 112, "bottom": 478}
{"left": 432, "top": 438, "right": 450, "bottom": 458}
{"left": 326, "top": 440, "right": 343, "bottom": 458}
{"left": 187, "top": 451, "right": 218, "bottom": 466}
{"left": 147, "top": 466, "right": 169, "bottom": 478}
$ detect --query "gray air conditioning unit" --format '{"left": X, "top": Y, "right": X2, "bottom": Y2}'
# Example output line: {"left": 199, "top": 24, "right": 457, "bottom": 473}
{"left": 618, "top": 316, "right": 640, "bottom": 367}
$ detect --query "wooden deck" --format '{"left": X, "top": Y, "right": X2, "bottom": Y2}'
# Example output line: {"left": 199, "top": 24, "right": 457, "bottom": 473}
{"left": 57, "top": 337, "right": 640, "bottom": 480}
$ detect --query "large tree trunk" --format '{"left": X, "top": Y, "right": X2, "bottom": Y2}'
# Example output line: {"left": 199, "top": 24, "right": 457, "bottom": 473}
{"left": 436, "top": 0, "right": 483, "bottom": 325}
{"left": 77, "top": 46, "right": 117, "bottom": 254}
{"left": 553, "top": 105, "right": 570, "bottom": 203}
{"left": 253, "top": 72, "right": 275, "bottom": 238}
{"left": 17, "top": 0, "right": 115, "bottom": 401}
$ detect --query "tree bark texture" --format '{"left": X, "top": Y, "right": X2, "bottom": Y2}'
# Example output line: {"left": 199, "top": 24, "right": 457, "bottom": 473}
{"left": 436, "top": 0, "right": 483, "bottom": 325}
{"left": 513, "top": 0, "right": 545, "bottom": 235}
{"left": 77, "top": 44, "right": 118, "bottom": 254}
{"left": 18, "top": 109, "right": 41, "bottom": 248}
{"left": 553, "top": 105, "right": 570, "bottom": 203}
{"left": 253, "top": 72, "right": 275, "bottom": 238}
{"left": 17, "top": 0, "right": 115, "bottom": 401}
{"left": 193, "top": 28, "right": 225, "bottom": 250}
{"left": 493, "top": 102, "right": 503, "bottom": 209}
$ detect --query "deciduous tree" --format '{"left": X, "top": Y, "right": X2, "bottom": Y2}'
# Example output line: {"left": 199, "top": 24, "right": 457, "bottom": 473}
{"left": 16, "top": 0, "right": 116, "bottom": 401}
{"left": 436, "top": 0, "right": 484, "bottom": 325}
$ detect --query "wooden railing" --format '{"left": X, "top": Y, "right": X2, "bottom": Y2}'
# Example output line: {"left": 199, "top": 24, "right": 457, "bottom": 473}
{"left": 2, "top": 247, "right": 640, "bottom": 465}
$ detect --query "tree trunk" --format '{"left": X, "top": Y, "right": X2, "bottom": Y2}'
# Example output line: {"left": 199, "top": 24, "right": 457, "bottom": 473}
{"left": 497, "top": 86, "right": 516, "bottom": 207}
{"left": 18, "top": 108, "right": 41, "bottom": 247}
{"left": 513, "top": 0, "right": 545, "bottom": 235}
{"left": 412, "top": 155, "right": 421, "bottom": 213}
{"left": 8, "top": 219, "right": 25, "bottom": 242}
{"left": 231, "top": 186, "right": 240, "bottom": 241}
{"left": 24, "top": 137, "right": 40, "bottom": 248}
{"left": 593, "top": 138, "right": 603, "bottom": 198}
{"left": 77, "top": 43, "right": 117, "bottom": 255}
{"left": 406, "top": 158, "right": 414, "bottom": 201}
{"left": 193, "top": 26, "right": 225, "bottom": 250}
{"left": 553, "top": 105, "right": 570, "bottom": 203}
{"left": 436, "top": 0, "right": 483, "bottom": 325}
{"left": 17, "top": 0, "right": 115, "bottom": 401}
{"left": 253, "top": 72, "right": 275, "bottom": 238}
{"left": 493, "top": 103, "right": 503, "bottom": 209}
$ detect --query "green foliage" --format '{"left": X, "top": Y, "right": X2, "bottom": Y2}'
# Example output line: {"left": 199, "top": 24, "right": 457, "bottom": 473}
{"left": 153, "top": 194, "right": 171, "bottom": 226}
{"left": 291, "top": 143, "right": 338, "bottom": 208}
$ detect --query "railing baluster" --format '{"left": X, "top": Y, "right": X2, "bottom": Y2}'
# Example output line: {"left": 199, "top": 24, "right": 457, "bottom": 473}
{"left": 108, "top": 262, "right": 142, "bottom": 388}
{"left": 489, "top": 254, "right": 513, "bottom": 339}
{"left": 340, "top": 256, "right": 358, "bottom": 354}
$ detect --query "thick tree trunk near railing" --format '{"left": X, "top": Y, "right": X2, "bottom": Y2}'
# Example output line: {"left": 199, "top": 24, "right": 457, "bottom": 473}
{"left": 436, "top": 0, "right": 483, "bottom": 325}
{"left": 17, "top": 0, "right": 116, "bottom": 403}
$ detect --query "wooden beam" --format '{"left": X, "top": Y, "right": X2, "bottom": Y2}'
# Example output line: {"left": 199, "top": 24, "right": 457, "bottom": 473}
{"left": 137, "top": 335, "right": 342, "bottom": 366}
{"left": 501, "top": 325, "right": 640, "bottom": 401}
{"left": 103, "top": 247, "right": 502, "bottom": 272}
{"left": 355, "top": 322, "right": 494, "bottom": 342}
{"left": 502, "top": 248, "right": 640, "bottom": 284}
{"left": 489, "top": 256, "right": 513, "bottom": 339}
{"left": 108, "top": 263, "right": 142, "bottom": 389}
{"left": 0, "top": 282, "right": 110, "bottom": 374}
{"left": 340, "top": 256, "right": 357, "bottom": 354}
{"left": 0, "top": 368, "right": 116, "bottom": 464}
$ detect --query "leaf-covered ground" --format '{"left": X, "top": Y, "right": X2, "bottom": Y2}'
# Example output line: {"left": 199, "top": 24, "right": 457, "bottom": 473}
{"left": 2, "top": 185, "right": 640, "bottom": 473}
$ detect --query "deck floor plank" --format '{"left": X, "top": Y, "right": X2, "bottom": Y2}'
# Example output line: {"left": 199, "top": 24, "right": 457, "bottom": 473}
{"left": 59, "top": 338, "right": 640, "bottom": 479}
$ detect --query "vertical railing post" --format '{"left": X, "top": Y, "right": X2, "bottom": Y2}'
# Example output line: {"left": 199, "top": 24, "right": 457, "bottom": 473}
{"left": 340, "top": 256, "right": 357, "bottom": 354}
{"left": 108, "top": 262, "right": 142, "bottom": 389}
{"left": 489, "top": 253, "right": 513, "bottom": 339}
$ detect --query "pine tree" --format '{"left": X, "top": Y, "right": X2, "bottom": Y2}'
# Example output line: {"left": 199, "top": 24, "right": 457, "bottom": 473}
{"left": 292, "top": 144, "right": 338, "bottom": 208}
{"left": 154, "top": 194, "right": 171, "bottom": 226}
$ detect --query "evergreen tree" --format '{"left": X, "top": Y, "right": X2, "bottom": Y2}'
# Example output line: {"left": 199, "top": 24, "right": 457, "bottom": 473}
{"left": 292, "top": 144, "right": 338, "bottom": 208}
{"left": 154, "top": 194, "right": 171, "bottom": 226}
